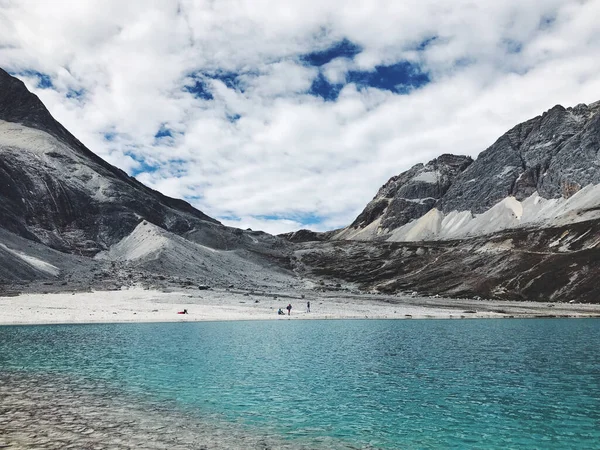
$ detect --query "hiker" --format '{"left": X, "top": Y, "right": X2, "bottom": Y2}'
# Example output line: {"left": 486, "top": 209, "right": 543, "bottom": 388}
{"left": 277, "top": 308, "right": 285, "bottom": 315}
{"left": 306, "top": 301, "right": 310, "bottom": 313}
{"left": 286, "top": 304, "right": 292, "bottom": 315}
{"left": 177, "top": 309, "right": 188, "bottom": 315}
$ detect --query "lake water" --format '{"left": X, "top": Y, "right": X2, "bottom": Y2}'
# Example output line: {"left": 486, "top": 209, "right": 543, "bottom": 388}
{"left": 1, "top": 319, "right": 599, "bottom": 449}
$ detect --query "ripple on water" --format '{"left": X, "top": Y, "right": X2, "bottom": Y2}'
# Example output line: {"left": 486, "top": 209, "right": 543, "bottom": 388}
{"left": 0, "top": 371, "right": 356, "bottom": 450}
{"left": 0, "top": 319, "right": 599, "bottom": 449}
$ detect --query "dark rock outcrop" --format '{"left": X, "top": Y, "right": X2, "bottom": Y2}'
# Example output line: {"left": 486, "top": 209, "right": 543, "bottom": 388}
{"left": 0, "top": 69, "right": 68, "bottom": 140}
{"left": 343, "top": 154, "right": 473, "bottom": 236}
{"left": 441, "top": 102, "right": 600, "bottom": 213}
{"left": 278, "top": 228, "right": 338, "bottom": 243}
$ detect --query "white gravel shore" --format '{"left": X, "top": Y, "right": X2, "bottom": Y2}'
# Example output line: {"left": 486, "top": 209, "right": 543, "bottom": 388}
{"left": 1, "top": 286, "right": 599, "bottom": 326}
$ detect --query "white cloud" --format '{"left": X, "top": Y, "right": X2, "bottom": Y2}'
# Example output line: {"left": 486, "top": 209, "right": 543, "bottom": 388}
{"left": 0, "top": 0, "right": 599, "bottom": 234}
{"left": 220, "top": 216, "right": 309, "bottom": 236}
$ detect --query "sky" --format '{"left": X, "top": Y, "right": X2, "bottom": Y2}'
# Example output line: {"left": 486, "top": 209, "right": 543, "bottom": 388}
{"left": 1, "top": 0, "right": 599, "bottom": 235}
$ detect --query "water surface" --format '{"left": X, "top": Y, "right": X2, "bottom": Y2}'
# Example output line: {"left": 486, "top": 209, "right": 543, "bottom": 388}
{"left": 1, "top": 319, "right": 599, "bottom": 448}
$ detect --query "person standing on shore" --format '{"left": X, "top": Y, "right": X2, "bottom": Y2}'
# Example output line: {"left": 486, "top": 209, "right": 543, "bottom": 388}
{"left": 286, "top": 304, "right": 292, "bottom": 315}
{"left": 306, "top": 301, "right": 310, "bottom": 313}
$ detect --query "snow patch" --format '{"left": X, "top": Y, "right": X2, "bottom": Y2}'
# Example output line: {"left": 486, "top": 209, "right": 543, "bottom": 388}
{"left": 388, "top": 209, "right": 443, "bottom": 242}
{"left": 333, "top": 217, "right": 384, "bottom": 241}
{"left": 476, "top": 240, "right": 515, "bottom": 253}
{"left": 440, "top": 211, "right": 474, "bottom": 237}
{"left": 401, "top": 197, "right": 436, "bottom": 205}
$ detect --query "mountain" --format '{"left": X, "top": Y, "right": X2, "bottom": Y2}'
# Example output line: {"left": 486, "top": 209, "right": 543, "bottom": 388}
{"left": 0, "top": 69, "right": 293, "bottom": 292}
{"left": 334, "top": 154, "right": 473, "bottom": 240}
{"left": 291, "top": 220, "right": 600, "bottom": 303}
{"left": 2, "top": 67, "right": 600, "bottom": 303}
{"left": 0, "top": 68, "right": 223, "bottom": 254}
{"left": 303, "top": 100, "right": 600, "bottom": 243}
{"left": 284, "top": 101, "right": 600, "bottom": 303}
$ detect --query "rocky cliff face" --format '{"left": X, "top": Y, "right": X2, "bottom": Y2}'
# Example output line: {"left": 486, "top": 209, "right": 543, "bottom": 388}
{"left": 334, "top": 101, "right": 600, "bottom": 242}
{"left": 441, "top": 102, "right": 600, "bottom": 213}
{"left": 335, "top": 154, "right": 473, "bottom": 240}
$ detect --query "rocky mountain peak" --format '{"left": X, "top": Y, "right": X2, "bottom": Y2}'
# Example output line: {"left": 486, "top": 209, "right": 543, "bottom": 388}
{"left": 0, "top": 69, "right": 221, "bottom": 255}
{"left": 441, "top": 100, "right": 600, "bottom": 214}
{"left": 0, "top": 69, "right": 65, "bottom": 139}
{"left": 330, "top": 99, "right": 600, "bottom": 244}
{"left": 341, "top": 154, "right": 473, "bottom": 238}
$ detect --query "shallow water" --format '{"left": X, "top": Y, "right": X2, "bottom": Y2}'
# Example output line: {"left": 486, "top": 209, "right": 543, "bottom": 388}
{"left": 1, "top": 319, "right": 599, "bottom": 449}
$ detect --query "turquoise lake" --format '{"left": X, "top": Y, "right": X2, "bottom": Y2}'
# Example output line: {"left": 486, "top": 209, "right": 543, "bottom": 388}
{"left": 1, "top": 319, "right": 599, "bottom": 449}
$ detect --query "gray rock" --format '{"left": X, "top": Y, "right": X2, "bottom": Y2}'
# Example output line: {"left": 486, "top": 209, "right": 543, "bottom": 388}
{"left": 341, "top": 100, "right": 600, "bottom": 238}
{"left": 278, "top": 228, "right": 338, "bottom": 243}
{"left": 348, "top": 154, "right": 473, "bottom": 232}
{"left": 441, "top": 101, "right": 600, "bottom": 213}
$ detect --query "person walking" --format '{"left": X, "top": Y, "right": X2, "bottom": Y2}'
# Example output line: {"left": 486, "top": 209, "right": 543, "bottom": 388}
{"left": 306, "top": 301, "right": 310, "bottom": 313}
{"left": 286, "top": 303, "right": 292, "bottom": 315}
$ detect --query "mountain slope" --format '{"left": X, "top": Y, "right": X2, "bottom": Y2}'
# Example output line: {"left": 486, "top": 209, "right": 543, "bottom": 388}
{"left": 292, "top": 219, "right": 600, "bottom": 303}
{"left": 0, "top": 69, "right": 295, "bottom": 293}
{"left": 334, "top": 154, "right": 473, "bottom": 240}
{"left": 442, "top": 102, "right": 600, "bottom": 213}
{"left": 0, "top": 69, "right": 284, "bottom": 258}
{"left": 284, "top": 100, "right": 600, "bottom": 303}
{"left": 97, "top": 221, "right": 293, "bottom": 287}
{"left": 332, "top": 101, "right": 600, "bottom": 242}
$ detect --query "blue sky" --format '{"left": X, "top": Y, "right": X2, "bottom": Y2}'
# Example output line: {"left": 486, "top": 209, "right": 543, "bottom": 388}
{"left": 1, "top": 0, "right": 599, "bottom": 234}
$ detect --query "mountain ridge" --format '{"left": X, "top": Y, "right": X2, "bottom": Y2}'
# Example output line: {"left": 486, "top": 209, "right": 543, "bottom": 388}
{"left": 2, "top": 68, "right": 600, "bottom": 303}
{"left": 283, "top": 99, "right": 600, "bottom": 243}
{"left": 0, "top": 69, "right": 295, "bottom": 295}
{"left": 0, "top": 68, "right": 228, "bottom": 254}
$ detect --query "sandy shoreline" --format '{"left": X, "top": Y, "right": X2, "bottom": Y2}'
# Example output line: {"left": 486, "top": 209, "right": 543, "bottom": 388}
{"left": 1, "top": 286, "right": 599, "bottom": 326}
